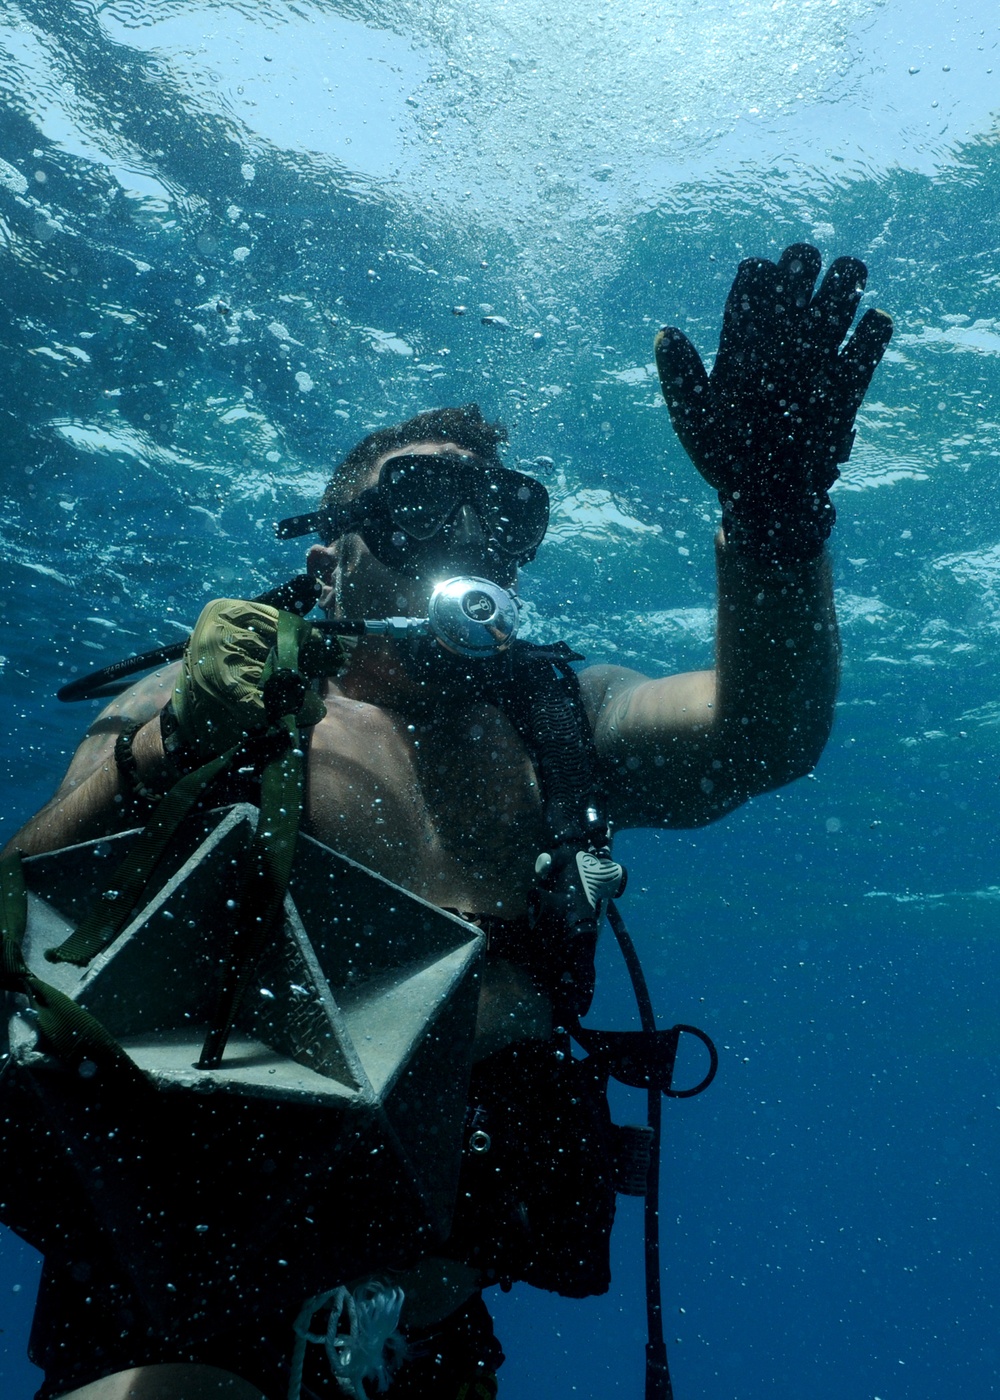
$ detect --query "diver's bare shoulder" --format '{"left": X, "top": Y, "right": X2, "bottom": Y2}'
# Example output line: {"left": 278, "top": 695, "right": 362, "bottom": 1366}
{"left": 577, "top": 661, "right": 732, "bottom": 829}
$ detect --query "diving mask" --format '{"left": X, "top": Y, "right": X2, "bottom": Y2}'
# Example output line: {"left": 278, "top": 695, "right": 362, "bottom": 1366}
{"left": 276, "top": 452, "right": 550, "bottom": 576}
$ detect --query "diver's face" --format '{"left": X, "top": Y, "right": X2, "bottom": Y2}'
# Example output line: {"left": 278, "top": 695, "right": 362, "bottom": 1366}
{"left": 307, "top": 440, "right": 519, "bottom": 620}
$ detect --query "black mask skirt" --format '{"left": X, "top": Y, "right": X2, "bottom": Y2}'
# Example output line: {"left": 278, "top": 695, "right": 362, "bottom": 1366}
{"left": 276, "top": 453, "right": 550, "bottom": 578}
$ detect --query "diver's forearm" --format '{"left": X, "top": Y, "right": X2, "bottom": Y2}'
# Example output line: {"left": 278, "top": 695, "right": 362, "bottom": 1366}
{"left": 5, "top": 763, "right": 121, "bottom": 857}
{"left": 714, "top": 530, "right": 840, "bottom": 787}
{"left": 4, "top": 718, "right": 166, "bottom": 858}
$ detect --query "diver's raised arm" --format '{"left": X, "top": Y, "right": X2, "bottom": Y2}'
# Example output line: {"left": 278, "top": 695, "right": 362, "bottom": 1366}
{"left": 582, "top": 533, "right": 839, "bottom": 827}
{"left": 581, "top": 243, "right": 892, "bottom": 829}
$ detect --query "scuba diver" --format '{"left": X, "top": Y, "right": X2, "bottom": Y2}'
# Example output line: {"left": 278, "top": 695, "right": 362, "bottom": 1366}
{"left": 2, "top": 244, "right": 892, "bottom": 1400}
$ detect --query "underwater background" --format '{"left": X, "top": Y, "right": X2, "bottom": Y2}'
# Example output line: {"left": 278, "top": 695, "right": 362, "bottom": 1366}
{"left": 1, "top": 1, "right": 999, "bottom": 1396}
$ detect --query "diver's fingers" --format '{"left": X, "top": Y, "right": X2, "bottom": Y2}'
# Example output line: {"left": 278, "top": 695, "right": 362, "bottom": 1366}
{"left": 655, "top": 326, "right": 716, "bottom": 476}
{"left": 716, "top": 256, "right": 779, "bottom": 366}
{"left": 655, "top": 326, "right": 709, "bottom": 415}
{"left": 811, "top": 256, "right": 869, "bottom": 347}
{"left": 775, "top": 243, "right": 823, "bottom": 315}
{"left": 838, "top": 307, "right": 894, "bottom": 416}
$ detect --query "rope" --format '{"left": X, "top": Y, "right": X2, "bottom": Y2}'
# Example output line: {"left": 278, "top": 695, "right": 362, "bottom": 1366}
{"left": 288, "top": 1281, "right": 407, "bottom": 1400}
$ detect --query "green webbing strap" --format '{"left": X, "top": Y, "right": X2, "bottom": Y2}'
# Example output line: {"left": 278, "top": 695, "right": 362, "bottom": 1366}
{"left": 196, "top": 716, "right": 303, "bottom": 1068}
{"left": 0, "top": 851, "right": 28, "bottom": 990}
{"left": 46, "top": 742, "right": 243, "bottom": 969}
{"left": 0, "top": 850, "right": 149, "bottom": 1088}
{"left": 198, "top": 610, "right": 307, "bottom": 1068}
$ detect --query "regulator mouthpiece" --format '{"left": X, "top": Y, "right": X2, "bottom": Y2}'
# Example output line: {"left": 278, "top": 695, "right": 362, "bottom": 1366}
{"left": 316, "top": 577, "right": 521, "bottom": 660}
{"left": 426, "top": 577, "right": 520, "bottom": 657}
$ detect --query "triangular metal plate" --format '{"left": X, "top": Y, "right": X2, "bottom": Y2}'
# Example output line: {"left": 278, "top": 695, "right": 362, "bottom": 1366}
{"left": 4, "top": 805, "right": 484, "bottom": 1331}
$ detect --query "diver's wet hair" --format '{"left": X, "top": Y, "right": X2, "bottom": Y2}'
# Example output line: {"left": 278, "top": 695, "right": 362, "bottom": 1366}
{"left": 319, "top": 404, "right": 508, "bottom": 528}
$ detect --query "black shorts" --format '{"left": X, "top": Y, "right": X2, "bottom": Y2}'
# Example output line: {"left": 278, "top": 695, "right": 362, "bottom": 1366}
{"left": 30, "top": 1252, "right": 503, "bottom": 1400}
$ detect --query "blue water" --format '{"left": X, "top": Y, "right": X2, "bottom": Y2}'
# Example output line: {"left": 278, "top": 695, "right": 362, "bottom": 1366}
{"left": 2, "top": 0, "right": 1000, "bottom": 1395}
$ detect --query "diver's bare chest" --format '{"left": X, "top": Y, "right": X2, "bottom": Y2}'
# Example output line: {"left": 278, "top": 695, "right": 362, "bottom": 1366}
{"left": 303, "top": 695, "right": 547, "bottom": 912}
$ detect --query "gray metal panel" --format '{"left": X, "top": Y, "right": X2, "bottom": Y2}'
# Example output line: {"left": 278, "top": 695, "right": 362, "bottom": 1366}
{"left": 7, "top": 804, "right": 485, "bottom": 1319}
{"left": 74, "top": 810, "right": 254, "bottom": 1035}
{"left": 240, "top": 895, "right": 365, "bottom": 1093}
{"left": 289, "top": 828, "right": 480, "bottom": 990}
{"left": 15, "top": 804, "right": 483, "bottom": 1102}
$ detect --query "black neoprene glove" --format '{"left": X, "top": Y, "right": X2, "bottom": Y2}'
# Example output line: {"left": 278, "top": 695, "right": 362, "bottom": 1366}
{"left": 655, "top": 243, "right": 893, "bottom": 564}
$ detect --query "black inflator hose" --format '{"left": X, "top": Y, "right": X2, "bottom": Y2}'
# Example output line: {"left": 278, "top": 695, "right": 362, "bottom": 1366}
{"left": 57, "top": 576, "right": 320, "bottom": 702}
{"left": 607, "top": 898, "right": 674, "bottom": 1400}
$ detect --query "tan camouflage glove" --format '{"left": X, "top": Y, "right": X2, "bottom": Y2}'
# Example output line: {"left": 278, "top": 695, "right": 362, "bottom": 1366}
{"left": 168, "top": 599, "right": 332, "bottom": 766}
